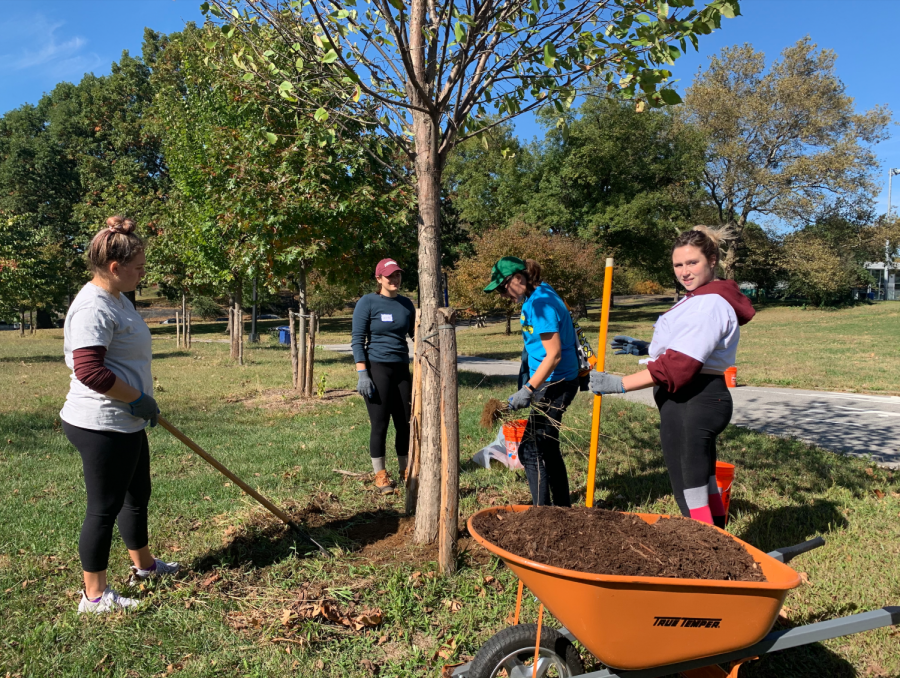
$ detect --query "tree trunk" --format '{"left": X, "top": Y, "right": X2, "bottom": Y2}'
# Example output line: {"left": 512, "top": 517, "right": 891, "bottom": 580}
{"left": 29, "top": 309, "right": 35, "bottom": 335}
{"left": 296, "top": 268, "right": 308, "bottom": 394}
{"left": 231, "top": 281, "right": 243, "bottom": 361}
{"left": 176, "top": 311, "right": 181, "bottom": 349}
{"left": 411, "top": 124, "right": 444, "bottom": 545}
{"left": 187, "top": 311, "right": 191, "bottom": 348}
{"left": 19, "top": 309, "right": 25, "bottom": 337}
{"left": 181, "top": 293, "right": 187, "bottom": 348}
{"left": 438, "top": 308, "right": 459, "bottom": 574}
{"left": 238, "top": 306, "right": 244, "bottom": 366}
{"left": 505, "top": 310, "right": 513, "bottom": 335}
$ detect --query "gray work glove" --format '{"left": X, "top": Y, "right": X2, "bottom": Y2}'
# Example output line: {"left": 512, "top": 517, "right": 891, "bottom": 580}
{"left": 356, "top": 369, "right": 376, "bottom": 399}
{"left": 589, "top": 371, "right": 625, "bottom": 396}
{"left": 507, "top": 384, "right": 535, "bottom": 411}
{"left": 611, "top": 335, "right": 650, "bottom": 356}
{"left": 128, "top": 392, "right": 159, "bottom": 427}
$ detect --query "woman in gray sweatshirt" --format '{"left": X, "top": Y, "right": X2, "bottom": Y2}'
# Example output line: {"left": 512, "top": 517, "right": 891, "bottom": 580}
{"left": 351, "top": 258, "right": 416, "bottom": 493}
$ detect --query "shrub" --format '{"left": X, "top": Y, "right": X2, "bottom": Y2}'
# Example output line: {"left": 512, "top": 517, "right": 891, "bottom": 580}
{"left": 191, "top": 296, "right": 222, "bottom": 320}
{"left": 632, "top": 280, "right": 665, "bottom": 295}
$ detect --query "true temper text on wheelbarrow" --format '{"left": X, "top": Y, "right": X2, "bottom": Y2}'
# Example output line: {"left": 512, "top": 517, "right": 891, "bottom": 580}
{"left": 653, "top": 616, "right": 722, "bottom": 628}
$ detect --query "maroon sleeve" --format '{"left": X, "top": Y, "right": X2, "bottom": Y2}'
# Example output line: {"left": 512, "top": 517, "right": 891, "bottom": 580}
{"left": 647, "top": 350, "right": 704, "bottom": 393}
{"left": 73, "top": 346, "right": 117, "bottom": 394}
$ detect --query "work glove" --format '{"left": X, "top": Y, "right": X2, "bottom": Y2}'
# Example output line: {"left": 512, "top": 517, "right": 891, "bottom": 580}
{"left": 611, "top": 335, "right": 649, "bottom": 356}
{"left": 357, "top": 369, "right": 376, "bottom": 399}
{"left": 507, "top": 384, "right": 535, "bottom": 411}
{"left": 128, "top": 392, "right": 160, "bottom": 427}
{"left": 589, "top": 372, "right": 625, "bottom": 396}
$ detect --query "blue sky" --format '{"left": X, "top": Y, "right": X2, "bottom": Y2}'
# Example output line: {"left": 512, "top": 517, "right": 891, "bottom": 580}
{"left": 1, "top": 0, "right": 898, "bottom": 212}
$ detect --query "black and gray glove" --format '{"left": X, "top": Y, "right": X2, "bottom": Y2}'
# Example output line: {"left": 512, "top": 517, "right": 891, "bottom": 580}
{"left": 589, "top": 372, "right": 625, "bottom": 396}
{"left": 508, "top": 384, "right": 535, "bottom": 411}
{"left": 356, "top": 369, "right": 376, "bottom": 399}
{"left": 611, "top": 335, "right": 649, "bottom": 356}
{"left": 128, "top": 392, "right": 159, "bottom": 427}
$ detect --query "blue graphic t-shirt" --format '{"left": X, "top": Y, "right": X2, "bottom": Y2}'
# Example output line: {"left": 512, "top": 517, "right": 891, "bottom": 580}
{"left": 520, "top": 283, "right": 579, "bottom": 383}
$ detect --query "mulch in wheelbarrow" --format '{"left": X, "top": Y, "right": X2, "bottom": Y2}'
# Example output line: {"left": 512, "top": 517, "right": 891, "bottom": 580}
{"left": 471, "top": 507, "right": 766, "bottom": 582}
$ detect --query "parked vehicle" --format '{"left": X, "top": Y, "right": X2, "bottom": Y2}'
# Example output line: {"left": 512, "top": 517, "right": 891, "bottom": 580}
{"left": 159, "top": 318, "right": 177, "bottom": 324}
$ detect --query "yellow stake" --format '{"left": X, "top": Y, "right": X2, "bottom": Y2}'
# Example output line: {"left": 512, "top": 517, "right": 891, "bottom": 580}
{"left": 586, "top": 257, "right": 614, "bottom": 508}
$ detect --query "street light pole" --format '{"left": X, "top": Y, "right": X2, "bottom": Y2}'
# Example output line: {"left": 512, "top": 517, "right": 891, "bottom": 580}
{"left": 890, "top": 168, "right": 900, "bottom": 217}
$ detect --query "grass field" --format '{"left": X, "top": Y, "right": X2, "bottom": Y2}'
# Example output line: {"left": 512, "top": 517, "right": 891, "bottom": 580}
{"left": 1, "top": 324, "right": 899, "bottom": 677}
{"left": 456, "top": 301, "right": 900, "bottom": 395}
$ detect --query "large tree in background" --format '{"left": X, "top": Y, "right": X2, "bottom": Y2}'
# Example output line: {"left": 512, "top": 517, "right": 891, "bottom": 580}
{"left": 525, "top": 97, "right": 707, "bottom": 278}
{"left": 206, "top": 0, "right": 740, "bottom": 544}
{"left": 683, "top": 38, "right": 892, "bottom": 279}
{"left": 0, "top": 91, "right": 85, "bottom": 323}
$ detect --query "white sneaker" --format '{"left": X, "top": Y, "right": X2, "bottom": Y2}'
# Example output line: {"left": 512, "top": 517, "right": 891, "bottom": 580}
{"left": 78, "top": 587, "right": 139, "bottom": 614}
{"left": 129, "top": 558, "right": 180, "bottom": 582}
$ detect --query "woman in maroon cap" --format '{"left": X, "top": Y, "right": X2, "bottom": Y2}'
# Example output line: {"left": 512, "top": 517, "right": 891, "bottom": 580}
{"left": 351, "top": 259, "right": 417, "bottom": 493}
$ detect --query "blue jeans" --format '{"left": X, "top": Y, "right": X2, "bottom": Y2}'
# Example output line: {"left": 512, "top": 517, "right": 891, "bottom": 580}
{"left": 517, "top": 379, "right": 580, "bottom": 507}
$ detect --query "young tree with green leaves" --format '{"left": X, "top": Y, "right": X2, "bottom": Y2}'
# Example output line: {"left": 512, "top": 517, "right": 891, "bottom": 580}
{"left": 683, "top": 38, "right": 892, "bottom": 279}
{"left": 204, "top": 0, "right": 740, "bottom": 543}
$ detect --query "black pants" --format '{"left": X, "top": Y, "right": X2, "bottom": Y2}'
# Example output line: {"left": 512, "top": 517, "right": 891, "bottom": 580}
{"left": 654, "top": 375, "right": 733, "bottom": 518}
{"left": 364, "top": 361, "right": 412, "bottom": 459}
{"left": 63, "top": 422, "right": 152, "bottom": 573}
{"left": 518, "top": 379, "right": 580, "bottom": 507}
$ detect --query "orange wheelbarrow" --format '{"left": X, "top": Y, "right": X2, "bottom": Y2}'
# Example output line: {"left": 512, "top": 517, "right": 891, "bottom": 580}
{"left": 453, "top": 506, "right": 900, "bottom": 678}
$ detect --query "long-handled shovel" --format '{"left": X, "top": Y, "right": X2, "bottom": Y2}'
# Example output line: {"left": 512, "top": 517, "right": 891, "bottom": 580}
{"left": 585, "top": 257, "right": 615, "bottom": 508}
{"left": 157, "top": 415, "right": 330, "bottom": 557}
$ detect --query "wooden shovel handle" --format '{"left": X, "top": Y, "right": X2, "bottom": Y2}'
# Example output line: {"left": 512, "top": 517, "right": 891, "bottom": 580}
{"left": 157, "top": 416, "right": 296, "bottom": 526}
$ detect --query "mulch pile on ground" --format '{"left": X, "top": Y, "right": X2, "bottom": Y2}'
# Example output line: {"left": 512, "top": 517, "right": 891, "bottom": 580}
{"left": 471, "top": 507, "right": 766, "bottom": 582}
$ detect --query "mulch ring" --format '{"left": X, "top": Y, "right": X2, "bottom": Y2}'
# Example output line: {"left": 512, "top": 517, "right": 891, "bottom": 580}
{"left": 471, "top": 506, "right": 766, "bottom": 582}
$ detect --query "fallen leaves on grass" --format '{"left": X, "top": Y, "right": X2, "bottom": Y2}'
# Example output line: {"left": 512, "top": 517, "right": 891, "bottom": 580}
{"left": 874, "top": 489, "right": 885, "bottom": 500}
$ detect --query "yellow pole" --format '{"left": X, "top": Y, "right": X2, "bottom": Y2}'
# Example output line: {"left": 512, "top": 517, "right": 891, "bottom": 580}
{"left": 586, "top": 257, "right": 614, "bottom": 508}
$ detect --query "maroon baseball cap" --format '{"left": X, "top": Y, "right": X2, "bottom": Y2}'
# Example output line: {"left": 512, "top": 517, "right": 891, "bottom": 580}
{"left": 375, "top": 258, "right": 403, "bottom": 277}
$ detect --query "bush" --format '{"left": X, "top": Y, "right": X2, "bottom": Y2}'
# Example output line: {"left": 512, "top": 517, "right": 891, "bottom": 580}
{"left": 632, "top": 280, "right": 665, "bottom": 295}
{"left": 191, "top": 296, "right": 222, "bottom": 320}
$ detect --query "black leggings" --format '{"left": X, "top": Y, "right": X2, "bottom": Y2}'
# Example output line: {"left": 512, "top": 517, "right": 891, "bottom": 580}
{"left": 364, "top": 361, "right": 412, "bottom": 459}
{"left": 63, "top": 422, "right": 152, "bottom": 573}
{"left": 654, "top": 375, "right": 732, "bottom": 518}
{"left": 517, "top": 379, "right": 580, "bottom": 507}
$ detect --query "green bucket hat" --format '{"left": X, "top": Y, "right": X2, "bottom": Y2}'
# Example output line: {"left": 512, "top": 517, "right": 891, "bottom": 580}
{"left": 484, "top": 256, "right": 527, "bottom": 292}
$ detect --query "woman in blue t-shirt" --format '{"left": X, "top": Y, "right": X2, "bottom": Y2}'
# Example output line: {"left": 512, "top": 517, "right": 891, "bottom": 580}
{"left": 484, "top": 257, "right": 581, "bottom": 506}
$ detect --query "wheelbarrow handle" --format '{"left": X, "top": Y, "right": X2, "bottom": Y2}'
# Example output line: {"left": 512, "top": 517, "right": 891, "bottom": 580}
{"left": 767, "top": 536, "right": 825, "bottom": 564}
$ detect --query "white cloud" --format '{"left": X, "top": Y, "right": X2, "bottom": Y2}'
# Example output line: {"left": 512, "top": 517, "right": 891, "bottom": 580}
{"left": 1, "top": 15, "right": 102, "bottom": 79}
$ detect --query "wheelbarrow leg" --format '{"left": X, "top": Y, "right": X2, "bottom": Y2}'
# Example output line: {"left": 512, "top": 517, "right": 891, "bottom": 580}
{"left": 680, "top": 657, "right": 755, "bottom": 678}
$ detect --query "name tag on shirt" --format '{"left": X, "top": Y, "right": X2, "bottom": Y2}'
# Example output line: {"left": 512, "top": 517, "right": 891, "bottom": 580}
{"left": 380, "top": 314, "right": 393, "bottom": 322}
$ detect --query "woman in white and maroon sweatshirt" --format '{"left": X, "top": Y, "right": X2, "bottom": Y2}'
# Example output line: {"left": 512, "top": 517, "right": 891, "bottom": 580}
{"left": 61, "top": 216, "right": 178, "bottom": 614}
{"left": 589, "top": 226, "right": 755, "bottom": 528}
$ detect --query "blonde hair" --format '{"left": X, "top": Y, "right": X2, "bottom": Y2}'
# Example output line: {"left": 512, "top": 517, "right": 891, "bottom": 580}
{"left": 87, "top": 216, "right": 144, "bottom": 273}
{"left": 672, "top": 225, "right": 733, "bottom": 268}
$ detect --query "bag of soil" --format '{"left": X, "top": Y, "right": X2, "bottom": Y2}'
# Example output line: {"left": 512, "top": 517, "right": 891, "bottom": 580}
{"left": 472, "top": 428, "right": 525, "bottom": 471}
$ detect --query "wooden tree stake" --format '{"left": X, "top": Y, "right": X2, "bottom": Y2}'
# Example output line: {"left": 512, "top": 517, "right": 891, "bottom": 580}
{"left": 438, "top": 307, "right": 459, "bottom": 574}
{"left": 405, "top": 313, "right": 424, "bottom": 516}
{"left": 175, "top": 311, "right": 181, "bottom": 348}
{"left": 289, "top": 310, "right": 299, "bottom": 390}
{"left": 237, "top": 307, "right": 244, "bottom": 365}
{"left": 304, "top": 312, "right": 317, "bottom": 396}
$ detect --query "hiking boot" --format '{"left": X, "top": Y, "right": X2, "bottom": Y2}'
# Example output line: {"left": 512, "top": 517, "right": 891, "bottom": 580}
{"left": 129, "top": 558, "right": 180, "bottom": 583}
{"left": 374, "top": 469, "right": 396, "bottom": 494}
{"left": 78, "top": 586, "right": 139, "bottom": 615}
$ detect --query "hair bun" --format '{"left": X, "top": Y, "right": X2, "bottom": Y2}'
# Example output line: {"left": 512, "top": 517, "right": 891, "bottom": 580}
{"left": 692, "top": 224, "right": 733, "bottom": 247}
{"left": 106, "top": 215, "right": 137, "bottom": 235}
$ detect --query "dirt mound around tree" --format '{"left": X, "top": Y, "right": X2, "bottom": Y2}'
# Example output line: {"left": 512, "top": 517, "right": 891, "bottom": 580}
{"left": 471, "top": 507, "right": 766, "bottom": 582}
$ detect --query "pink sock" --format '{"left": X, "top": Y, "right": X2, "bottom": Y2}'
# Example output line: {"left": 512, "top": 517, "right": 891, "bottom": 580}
{"left": 689, "top": 505, "right": 714, "bottom": 525}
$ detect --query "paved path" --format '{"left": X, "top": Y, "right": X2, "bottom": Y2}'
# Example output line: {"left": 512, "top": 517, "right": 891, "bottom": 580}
{"left": 320, "top": 344, "right": 900, "bottom": 466}
{"left": 320, "top": 342, "right": 523, "bottom": 377}
{"left": 610, "top": 387, "right": 900, "bottom": 469}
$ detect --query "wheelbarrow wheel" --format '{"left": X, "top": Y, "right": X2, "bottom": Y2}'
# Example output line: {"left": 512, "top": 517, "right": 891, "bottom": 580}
{"left": 467, "top": 624, "right": 584, "bottom": 678}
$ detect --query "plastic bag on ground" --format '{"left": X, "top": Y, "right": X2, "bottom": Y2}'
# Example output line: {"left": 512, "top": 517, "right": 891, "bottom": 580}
{"left": 472, "top": 427, "right": 524, "bottom": 471}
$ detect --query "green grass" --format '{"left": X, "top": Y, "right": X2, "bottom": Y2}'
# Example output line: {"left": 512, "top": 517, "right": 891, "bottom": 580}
{"left": 456, "top": 301, "right": 900, "bottom": 395}
{"left": 1, "top": 327, "right": 898, "bottom": 677}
